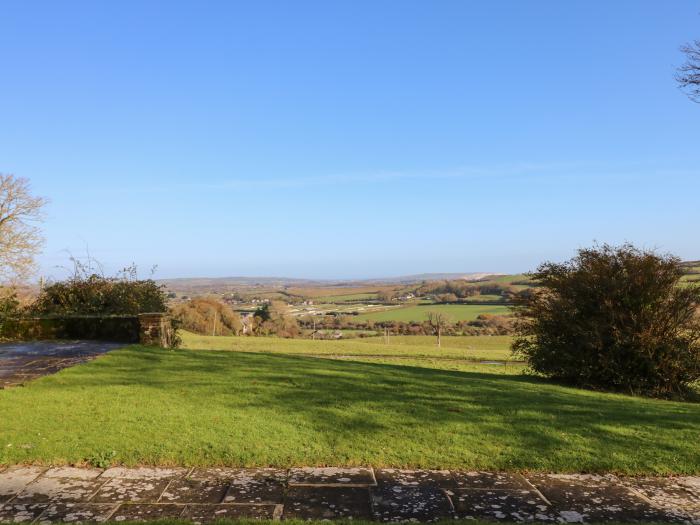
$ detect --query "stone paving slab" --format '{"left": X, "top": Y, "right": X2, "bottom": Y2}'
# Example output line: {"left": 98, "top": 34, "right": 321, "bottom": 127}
{"left": 181, "top": 504, "right": 277, "bottom": 524}
{"left": 284, "top": 487, "right": 372, "bottom": 520}
{"left": 528, "top": 474, "right": 676, "bottom": 523}
{"left": 0, "top": 467, "right": 46, "bottom": 504}
{"left": 91, "top": 480, "right": 173, "bottom": 505}
{"left": 451, "top": 488, "right": 554, "bottom": 521}
{"left": 1, "top": 467, "right": 699, "bottom": 523}
{"left": 221, "top": 469, "right": 286, "bottom": 504}
{"left": 109, "top": 504, "right": 184, "bottom": 522}
{"left": 159, "top": 479, "right": 228, "bottom": 505}
{"left": 451, "top": 471, "right": 534, "bottom": 491}
{"left": 14, "top": 475, "right": 105, "bottom": 504}
{"left": 0, "top": 503, "right": 49, "bottom": 523}
{"left": 375, "top": 469, "right": 454, "bottom": 488}
{"left": 622, "top": 477, "right": 700, "bottom": 522}
{"left": 288, "top": 467, "right": 376, "bottom": 487}
{"left": 100, "top": 468, "right": 187, "bottom": 480}
{"left": 35, "top": 503, "right": 117, "bottom": 524}
{"left": 372, "top": 470, "right": 454, "bottom": 522}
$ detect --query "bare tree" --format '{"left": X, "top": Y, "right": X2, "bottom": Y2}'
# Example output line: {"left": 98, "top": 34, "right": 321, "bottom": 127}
{"left": 0, "top": 174, "right": 47, "bottom": 283}
{"left": 678, "top": 40, "right": 700, "bottom": 102}
{"left": 427, "top": 311, "right": 451, "bottom": 348}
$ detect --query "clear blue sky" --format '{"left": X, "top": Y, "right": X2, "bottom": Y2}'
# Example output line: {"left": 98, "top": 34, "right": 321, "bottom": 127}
{"left": 1, "top": 1, "right": 698, "bottom": 280}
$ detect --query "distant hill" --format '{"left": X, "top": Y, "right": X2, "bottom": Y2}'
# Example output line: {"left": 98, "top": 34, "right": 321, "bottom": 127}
{"left": 157, "top": 272, "right": 503, "bottom": 293}
{"left": 159, "top": 261, "right": 699, "bottom": 295}
{"left": 355, "top": 272, "right": 503, "bottom": 284}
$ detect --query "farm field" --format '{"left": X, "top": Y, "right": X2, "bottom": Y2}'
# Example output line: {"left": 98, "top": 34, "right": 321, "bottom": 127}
{"left": 1, "top": 342, "right": 699, "bottom": 473}
{"left": 356, "top": 334, "right": 513, "bottom": 352}
{"left": 354, "top": 303, "right": 511, "bottom": 322}
{"left": 680, "top": 262, "right": 700, "bottom": 284}
{"left": 181, "top": 331, "right": 514, "bottom": 361}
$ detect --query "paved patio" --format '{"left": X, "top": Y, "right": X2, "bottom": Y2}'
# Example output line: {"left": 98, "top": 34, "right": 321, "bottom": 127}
{"left": 0, "top": 341, "right": 122, "bottom": 389}
{"left": 0, "top": 466, "right": 698, "bottom": 523}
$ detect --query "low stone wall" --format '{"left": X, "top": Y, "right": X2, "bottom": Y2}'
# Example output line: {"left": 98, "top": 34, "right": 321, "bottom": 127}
{"left": 138, "top": 313, "right": 176, "bottom": 347}
{"left": 0, "top": 313, "right": 175, "bottom": 347}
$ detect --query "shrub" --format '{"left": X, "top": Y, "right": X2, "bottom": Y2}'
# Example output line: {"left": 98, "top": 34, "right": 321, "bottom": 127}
{"left": 252, "top": 301, "right": 300, "bottom": 338}
{"left": 30, "top": 263, "right": 168, "bottom": 316}
{"left": 171, "top": 297, "right": 242, "bottom": 336}
{"left": 512, "top": 244, "right": 700, "bottom": 398}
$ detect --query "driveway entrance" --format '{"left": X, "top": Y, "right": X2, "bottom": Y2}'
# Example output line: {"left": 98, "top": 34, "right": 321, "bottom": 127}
{"left": 0, "top": 341, "right": 122, "bottom": 389}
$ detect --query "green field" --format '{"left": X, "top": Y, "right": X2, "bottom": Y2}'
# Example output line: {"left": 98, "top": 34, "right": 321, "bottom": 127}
{"left": 1, "top": 337, "right": 700, "bottom": 473}
{"left": 182, "top": 331, "right": 514, "bottom": 361}
{"left": 356, "top": 334, "right": 513, "bottom": 352}
{"left": 354, "top": 304, "right": 511, "bottom": 322}
{"left": 680, "top": 263, "right": 700, "bottom": 284}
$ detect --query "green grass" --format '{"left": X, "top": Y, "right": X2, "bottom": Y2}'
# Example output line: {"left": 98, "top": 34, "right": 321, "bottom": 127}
{"left": 181, "top": 332, "right": 514, "bottom": 361}
{"left": 354, "top": 304, "right": 511, "bottom": 322}
{"left": 461, "top": 294, "right": 503, "bottom": 302}
{"left": 482, "top": 273, "right": 530, "bottom": 284}
{"left": 1, "top": 342, "right": 699, "bottom": 474}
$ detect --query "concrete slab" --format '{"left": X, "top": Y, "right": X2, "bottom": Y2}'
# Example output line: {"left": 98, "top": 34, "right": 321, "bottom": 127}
{"left": 109, "top": 503, "right": 184, "bottom": 521}
{"left": 159, "top": 478, "right": 228, "bottom": 504}
{"left": 622, "top": 477, "right": 700, "bottom": 522}
{"left": 375, "top": 469, "right": 452, "bottom": 488}
{"left": 0, "top": 467, "right": 46, "bottom": 503}
{"left": 181, "top": 504, "right": 276, "bottom": 523}
{"left": 452, "top": 489, "right": 554, "bottom": 521}
{"left": 453, "top": 471, "right": 533, "bottom": 491}
{"left": 0, "top": 466, "right": 698, "bottom": 523}
{"left": 0, "top": 503, "right": 48, "bottom": 523}
{"left": 90, "top": 479, "right": 171, "bottom": 504}
{"left": 371, "top": 471, "right": 454, "bottom": 523}
{"left": 529, "top": 474, "right": 672, "bottom": 522}
{"left": 43, "top": 468, "right": 103, "bottom": 480}
{"left": 288, "top": 467, "right": 376, "bottom": 487}
{"left": 679, "top": 477, "right": 700, "bottom": 495}
{"left": 220, "top": 469, "right": 286, "bottom": 504}
{"left": 35, "top": 503, "right": 116, "bottom": 524}
{"left": 14, "top": 475, "right": 106, "bottom": 503}
{"left": 100, "top": 467, "right": 187, "bottom": 480}
{"left": 284, "top": 487, "right": 372, "bottom": 520}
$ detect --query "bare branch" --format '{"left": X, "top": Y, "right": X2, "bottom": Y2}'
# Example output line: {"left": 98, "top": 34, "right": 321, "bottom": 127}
{"left": 0, "top": 174, "right": 48, "bottom": 283}
{"left": 677, "top": 40, "right": 700, "bottom": 103}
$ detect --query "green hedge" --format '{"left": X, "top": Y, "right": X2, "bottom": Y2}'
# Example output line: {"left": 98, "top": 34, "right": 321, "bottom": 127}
{"left": 0, "top": 316, "right": 139, "bottom": 342}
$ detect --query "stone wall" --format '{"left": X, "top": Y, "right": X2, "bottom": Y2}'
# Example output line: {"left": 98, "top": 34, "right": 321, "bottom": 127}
{"left": 138, "top": 313, "right": 175, "bottom": 347}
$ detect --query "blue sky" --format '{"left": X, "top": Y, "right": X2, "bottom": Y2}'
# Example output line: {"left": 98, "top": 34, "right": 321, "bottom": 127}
{"left": 1, "top": 1, "right": 698, "bottom": 280}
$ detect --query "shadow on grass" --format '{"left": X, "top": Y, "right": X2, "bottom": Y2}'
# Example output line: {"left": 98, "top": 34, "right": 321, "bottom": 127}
{"left": 43, "top": 346, "right": 699, "bottom": 471}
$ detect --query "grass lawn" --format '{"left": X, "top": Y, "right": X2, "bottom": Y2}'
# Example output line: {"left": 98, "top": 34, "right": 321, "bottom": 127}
{"left": 181, "top": 332, "right": 514, "bottom": 361}
{"left": 1, "top": 341, "right": 699, "bottom": 474}
{"left": 354, "top": 304, "right": 511, "bottom": 322}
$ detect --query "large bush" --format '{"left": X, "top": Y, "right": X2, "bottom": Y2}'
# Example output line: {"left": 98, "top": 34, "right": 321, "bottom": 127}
{"left": 171, "top": 297, "right": 242, "bottom": 335}
{"left": 30, "top": 264, "right": 168, "bottom": 316}
{"left": 252, "top": 301, "right": 300, "bottom": 338}
{"left": 512, "top": 244, "right": 700, "bottom": 398}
